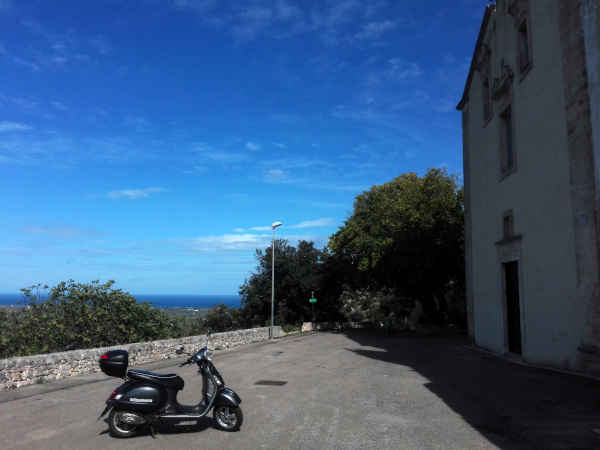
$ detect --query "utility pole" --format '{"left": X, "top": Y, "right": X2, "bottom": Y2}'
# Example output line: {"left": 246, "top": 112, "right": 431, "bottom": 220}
{"left": 270, "top": 221, "right": 282, "bottom": 338}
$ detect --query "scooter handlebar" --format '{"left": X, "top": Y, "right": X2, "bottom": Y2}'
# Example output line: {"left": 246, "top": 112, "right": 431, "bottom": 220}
{"left": 179, "top": 357, "right": 194, "bottom": 367}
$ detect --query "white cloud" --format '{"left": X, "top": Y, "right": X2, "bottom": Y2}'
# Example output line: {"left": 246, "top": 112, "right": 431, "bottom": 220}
{"left": 0, "top": 121, "right": 33, "bottom": 132}
{"left": 225, "top": 193, "right": 250, "bottom": 201}
{"left": 124, "top": 116, "right": 149, "bottom": 132}
{"left": 249, "top": 226, "right": 271, "bottom": 231}
{"left": 233, "top": 227, "right": 245, "bottom": 232}
{"left": 320, "top": 0, "right": 361, "bottom": 28}
{"left": 365, "top": 0, "right": 388, "bottom": 18}
{"left": 184, "top": 165, "right": 208, "bottom": 174}
{"left": 246, "top": 141, "right": 261, "bottom": 151}
{"left": 307, "top": 181, "right": 368, "bottom": 192}
{"left": 173, "top": 0, "right": 217, "bottom": 13}
{"left": 354, "top": 20, "right": 396, "bottom": 40}
{"left": 0, "top": 0, "right": 12, "bottom": 12}
{"left": 51, "top": 100, "right": 68, "bottom": 111}
{"left": 232, "top": 5, "right": 274, "bottom": 41}
{"left": 107, "top": 187, "right": 167, "bottom": 200}
{"left": 239, "top": 5, "right": 273, "bottom": 22}
{"left": 206, "top": 151, "right": 248, "bottom": 162}
{"left": 184, "top": 232, "right": 329, "bottom": 252}
{"left": 170, "top": 0, "right": 393, "bottom": 45}
{"left": 311, "top": 201, "right": 347, "bottom": 209}
{"left": 19, "top": 224, "right": 103, "bottom": 238}
{"left": 270, "top": 113, "right": 302, "bottom": 124}
{"left": 192, "top": 142, "right": 249, "bottom": 163}
{"left": 275, "top": 0, "right": 302, "bottom": 21}
{"left": 289, "top": 218, "right": 335, "bottom": 229}
{"left": 433, "top": 98, "right": 456, "bottom": 113}
{"left": 90, "top": 36, "right": 112, "bottom": 55}
{"left": 272, "top": 142, "right": 287, "bottom": 149}
{"left": 0, "top": 95, "right": 38, "bottom": 111}
{"left": 13, "top": 57, "right": 40, "bottom": 71}
{"left": 190, "top": 233, "right": 270, "bottom": 251}
{"left": 260, "top": 157, "right": 329, "bottom": 170}
{"left": 386, "top": 58, "right": 422, "bottom": 80}
{"left": 264, "top": 169, "right": 287, "bottom": 182}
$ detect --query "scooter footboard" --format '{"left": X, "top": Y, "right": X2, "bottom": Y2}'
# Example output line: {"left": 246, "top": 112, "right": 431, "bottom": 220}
{"left": 215, "top": 387, "right": 241, "bottom": 407}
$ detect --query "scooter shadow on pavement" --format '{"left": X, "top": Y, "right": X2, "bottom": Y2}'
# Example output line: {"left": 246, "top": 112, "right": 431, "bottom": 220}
{"left": 100, "top": 416, "right": 214, "bottom": 438}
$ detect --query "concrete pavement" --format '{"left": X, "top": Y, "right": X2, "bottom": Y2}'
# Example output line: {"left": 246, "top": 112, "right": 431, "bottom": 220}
{"left": 1, "top": 331, "right": 599, "bottom": 449}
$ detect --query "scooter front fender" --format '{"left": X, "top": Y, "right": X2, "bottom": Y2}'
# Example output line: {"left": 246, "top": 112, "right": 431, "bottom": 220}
{"left": 98, "top": 403, "right": 113, "bottom": 420}
{"left": 214, "top": 387, "right": 241, "bottom": 408}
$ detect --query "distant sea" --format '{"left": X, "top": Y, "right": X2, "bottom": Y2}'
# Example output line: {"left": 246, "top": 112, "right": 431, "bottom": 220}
{"left": 0, "top": 293, "right": 241, "bottom": 309}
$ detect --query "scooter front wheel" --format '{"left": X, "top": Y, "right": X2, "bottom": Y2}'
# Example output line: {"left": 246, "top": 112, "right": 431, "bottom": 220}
{"left": 213, "top": 405, "right": 243, "bottom": 431}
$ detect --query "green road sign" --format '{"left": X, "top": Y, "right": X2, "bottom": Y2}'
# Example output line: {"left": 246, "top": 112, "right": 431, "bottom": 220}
{"left": 309, "top": 298, "right": 317, "bottom": 303}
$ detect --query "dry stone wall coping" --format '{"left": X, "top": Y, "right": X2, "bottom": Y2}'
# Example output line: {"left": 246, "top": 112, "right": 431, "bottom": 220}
{"left": 0, "top": 326, "right": 284, "bottom": 391}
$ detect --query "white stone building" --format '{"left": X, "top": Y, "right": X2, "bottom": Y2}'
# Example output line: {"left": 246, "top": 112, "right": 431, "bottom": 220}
{"left": 457, "top": 0, "right": 600, "bottom": 375}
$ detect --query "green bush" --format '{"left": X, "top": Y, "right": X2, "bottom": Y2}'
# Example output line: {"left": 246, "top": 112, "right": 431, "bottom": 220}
{"left": 0, "top": 280, "right": 180, "bottom": 358}
{"left": 281, "top": 323, "right": 301, "bottom": 333}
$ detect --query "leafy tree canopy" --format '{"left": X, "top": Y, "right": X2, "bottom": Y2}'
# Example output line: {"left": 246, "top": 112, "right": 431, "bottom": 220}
{"left": 239, "top": 240, "right": 335, "bottom": 326}
{"left": 0, "top": 280, "right": 180, "bottom": 358}
{"left": 328, "top": 168, "right": 464, "bottom": 311}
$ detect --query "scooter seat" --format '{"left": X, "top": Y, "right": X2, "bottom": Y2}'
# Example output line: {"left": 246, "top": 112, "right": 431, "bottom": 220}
{"left": 127, "top": 369, "right": 184, "bottom": 390}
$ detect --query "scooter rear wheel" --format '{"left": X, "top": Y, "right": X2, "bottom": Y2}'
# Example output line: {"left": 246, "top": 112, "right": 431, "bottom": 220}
{"left": 213, "top": 405, "right": 243, "bottom": 431}
{"left": 108, "top": 409, "right": 141, "bottom": 438}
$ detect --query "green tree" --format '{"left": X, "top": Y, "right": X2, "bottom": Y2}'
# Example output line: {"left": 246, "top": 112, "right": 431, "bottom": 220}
{"left": 328, "top": 168, "right": 465, "bottom": 324}
{"left": 0, "top": 307, "right": 11, "bottom": 358}
{"left": 239, "top": 240, "right": 332, "bottom": 326}
{"left": 201, "top": 303, "right": 242, "bottom": 332}
{"left": 1, "top": 280, "right": 180, "bottom": 358}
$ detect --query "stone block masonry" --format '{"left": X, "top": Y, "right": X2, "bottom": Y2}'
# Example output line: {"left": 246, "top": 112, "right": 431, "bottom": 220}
{"left": 0, "top": 326, "right": 284, "bottom": 391}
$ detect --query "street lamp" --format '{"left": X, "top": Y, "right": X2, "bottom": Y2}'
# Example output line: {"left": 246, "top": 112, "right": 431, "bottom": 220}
{"left": 271, "top": 221, "right": 282, "bottom": 339}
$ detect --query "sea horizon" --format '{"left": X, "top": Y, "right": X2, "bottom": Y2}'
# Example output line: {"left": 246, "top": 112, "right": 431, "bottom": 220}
{"left": 0, "top": 293, "right": 241, "bottom": 309}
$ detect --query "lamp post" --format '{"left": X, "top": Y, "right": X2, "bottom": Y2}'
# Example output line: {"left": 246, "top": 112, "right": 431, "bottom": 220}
{"left": 270, "top": 221, "right": 282, "bottom": 339}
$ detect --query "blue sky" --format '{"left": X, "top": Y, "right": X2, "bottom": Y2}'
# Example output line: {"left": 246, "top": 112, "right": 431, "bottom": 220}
{"left": 0, "top": 0, "right": 484, "bottom": 295}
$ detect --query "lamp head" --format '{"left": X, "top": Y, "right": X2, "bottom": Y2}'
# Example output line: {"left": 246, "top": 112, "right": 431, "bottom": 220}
{"left": 271, "top": 221, "right": 282, "bottom": 230}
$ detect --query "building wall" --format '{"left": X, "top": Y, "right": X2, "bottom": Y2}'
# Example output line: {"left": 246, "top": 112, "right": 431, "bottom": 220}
{"left": 560, "top": 0, "right": 600, "bottom": 374}
{"left": 462, "top": 105, "right": 475, "bottom": 341}
{"left": 465, "top": 0, "right": 587, "bottom": 368}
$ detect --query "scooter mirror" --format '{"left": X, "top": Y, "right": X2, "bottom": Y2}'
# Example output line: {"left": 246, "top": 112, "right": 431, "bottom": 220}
{"left": 175, "top": 346, "right": 184, "bottom": 355}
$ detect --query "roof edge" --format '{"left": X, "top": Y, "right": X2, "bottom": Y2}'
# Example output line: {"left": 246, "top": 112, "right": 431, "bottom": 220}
{"left": 456, "top": 5, "right": 495, "bottom": 111}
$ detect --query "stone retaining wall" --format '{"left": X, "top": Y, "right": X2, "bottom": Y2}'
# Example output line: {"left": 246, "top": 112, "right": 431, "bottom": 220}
{"left": 0, "top": 326, "right": 284, "bottom": 391}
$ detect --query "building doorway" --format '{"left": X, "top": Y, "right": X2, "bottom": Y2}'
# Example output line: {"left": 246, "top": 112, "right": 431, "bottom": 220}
{"left": 504, "top": 261, "right": 522, "bottom": 355}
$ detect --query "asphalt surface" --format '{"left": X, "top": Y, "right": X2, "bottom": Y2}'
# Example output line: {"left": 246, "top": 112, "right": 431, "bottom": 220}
{"left": 1, "top": 331, "right": 599, "bottom": 450}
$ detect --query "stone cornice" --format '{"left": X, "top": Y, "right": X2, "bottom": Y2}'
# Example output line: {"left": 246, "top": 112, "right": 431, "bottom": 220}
{"left": 507, "top": 0, "right": 529, "bottom": 25}
{"left": 492, "top": 59, "right": 515, "bottom": 100}
{"left": 456, "top": 5, "right": 495, "bottom": 110}
{"left": 475, "top": 43, "right": 492, "bottom": 77}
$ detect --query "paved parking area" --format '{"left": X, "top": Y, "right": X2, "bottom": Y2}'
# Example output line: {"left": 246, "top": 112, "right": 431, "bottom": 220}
{"left": 1, "top": 331, "right": 599, "bottom": 449}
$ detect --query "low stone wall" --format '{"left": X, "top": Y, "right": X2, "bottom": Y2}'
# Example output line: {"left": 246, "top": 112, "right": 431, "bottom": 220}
{"left": 0, "top": 326, "right": 284, "bottom": 391}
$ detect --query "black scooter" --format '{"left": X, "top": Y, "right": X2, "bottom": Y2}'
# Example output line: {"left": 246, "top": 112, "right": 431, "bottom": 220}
{"left": 98, "top": 331, "right": 243, "bottom": 438}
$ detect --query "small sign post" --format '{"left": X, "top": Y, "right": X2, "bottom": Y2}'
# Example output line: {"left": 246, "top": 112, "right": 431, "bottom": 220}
{"left": 309, "top": 291, "right": 317, "bottom": 323}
